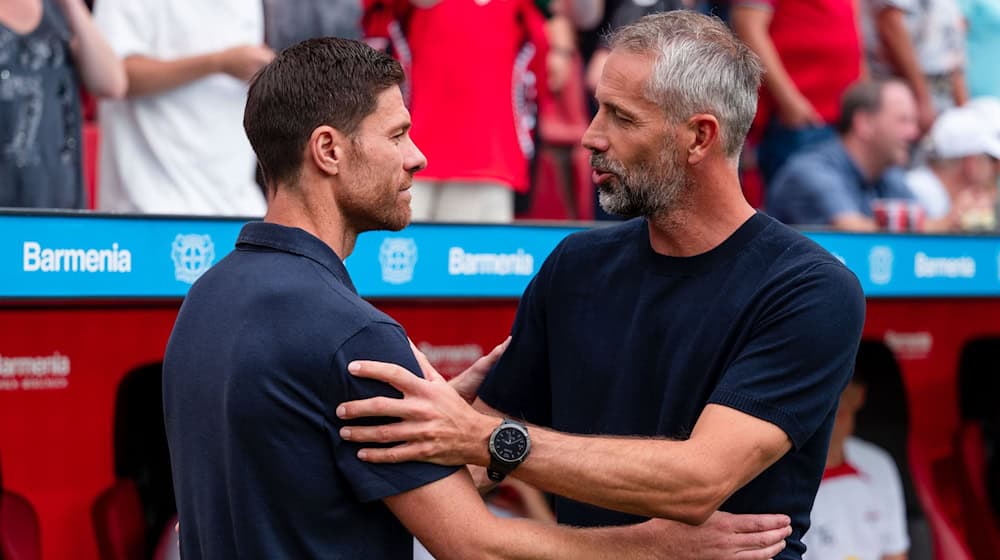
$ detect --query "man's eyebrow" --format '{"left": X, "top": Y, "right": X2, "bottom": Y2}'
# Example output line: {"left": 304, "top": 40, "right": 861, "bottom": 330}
{"left": 602, "top": 101, "right": 639, "bottom": 120}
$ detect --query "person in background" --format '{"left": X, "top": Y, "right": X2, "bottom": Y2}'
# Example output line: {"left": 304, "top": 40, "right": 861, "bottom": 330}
{"left": 731, "top": 0, "right": 863, "bottom": 184}
{"left": 363, "top": 0, "right": 549, "bottom": 223}
{"left": 803, "top": 368, "right": 910, "bottom": 560}
{"left": 767, "top": 79, "right": 920, "bottom": 231}
{"left": 0, "top": 0, "right": 125, "bottom": 209}
{"left": 906, "top": 105, "right": 1000, "bottom": 231}
{"left": 959, "top": 0, "right": 1000, "bottom": 100}
{"left": 93, "top": 0, "right": 271, "bottom": 216}
{"left": 861, "top": 0, "right": 967, "bottom": 133}
{"left": 262, "top": 0, "right": 363, "bottom": 52}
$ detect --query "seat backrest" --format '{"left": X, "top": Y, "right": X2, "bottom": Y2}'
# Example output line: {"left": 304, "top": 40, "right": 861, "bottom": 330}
{"left": 91, "top": 479, "right": 146, "bottom": 560}
{"left": 0, "top": 490, "right": 42, "bottom": 560}
{"left": 955, "top": 422, "right": 1000, "bottom": 560}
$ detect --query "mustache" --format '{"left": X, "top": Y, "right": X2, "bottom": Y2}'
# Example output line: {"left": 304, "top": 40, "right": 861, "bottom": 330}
{"left": 590, "top": 154, "right": 628, "bottom": 175}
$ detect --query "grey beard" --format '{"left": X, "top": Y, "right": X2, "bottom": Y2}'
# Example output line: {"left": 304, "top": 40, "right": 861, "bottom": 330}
{"left": 596, "top": 159, "right": 687, "bottom": 218}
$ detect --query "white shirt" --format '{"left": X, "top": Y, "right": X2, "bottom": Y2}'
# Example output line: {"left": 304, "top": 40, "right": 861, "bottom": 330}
{"left": 94, "top": 0, "right": 266, "bottom": 216}
{"left": 906, "top": 165, "right": 951, "bottom": 218}
{"left": 803, "top": 437, "right": 910, "bottom": 560}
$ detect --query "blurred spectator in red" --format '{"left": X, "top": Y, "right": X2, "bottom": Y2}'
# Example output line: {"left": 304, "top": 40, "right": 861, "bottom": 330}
{"left": 1, "top": 0, "right": 125, "bottom": 209}
{"left": 364, "top": 0, "right": 549, "bottom": 223}
{"left": 803, "top": 370, "right": 910, "bottom": 560}
{"left": 906, "top": 105, "right": 1000, "bottom": 231}
{"left": 731, "top": 0, "right": 863, "bottom": 185}
{"left": 767, "top": 79, "right": 920, "bottom": 232}
{"left": 93, "top": 0, "right": 272, "bottom": 216}
{"left": 262, "top": 0, "right": 362, "bottom": 52}
{"left": 861, "top": 0, "right": 967, "bottom": 134}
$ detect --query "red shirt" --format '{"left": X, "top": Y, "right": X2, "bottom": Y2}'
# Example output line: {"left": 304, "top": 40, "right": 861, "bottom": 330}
{"left": 738, "top": 0, "right": 862, "bottom": 125}
{"left": 365, "top": 0, "right": 549, "bottom": 192}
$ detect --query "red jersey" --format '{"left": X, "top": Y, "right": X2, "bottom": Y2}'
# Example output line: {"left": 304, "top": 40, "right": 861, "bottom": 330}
{"left": 737, "top": 0, "right": 862, "bottom": 125}
{"left": 364, "top": 0, "right": 549, "bottom": 193}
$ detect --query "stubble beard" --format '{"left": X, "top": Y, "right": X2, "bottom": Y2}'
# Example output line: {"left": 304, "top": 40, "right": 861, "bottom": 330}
{"left": 594, "top": 148, "right": 691, "bottom": 219}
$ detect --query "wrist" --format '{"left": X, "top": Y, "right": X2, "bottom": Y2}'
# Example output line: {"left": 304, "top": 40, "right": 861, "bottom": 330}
{"left": 472, "top": 415, "right": 504, "bottom": 466}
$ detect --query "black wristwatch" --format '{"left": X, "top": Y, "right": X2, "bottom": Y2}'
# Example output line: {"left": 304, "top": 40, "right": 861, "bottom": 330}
{"left": 487, "top": 418, "right": 531, "bottom": 482}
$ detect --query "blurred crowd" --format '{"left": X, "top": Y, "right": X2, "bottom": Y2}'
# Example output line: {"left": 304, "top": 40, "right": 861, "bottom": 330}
{"left": 2, "top": 0, "right": 1000, "bottom": 232}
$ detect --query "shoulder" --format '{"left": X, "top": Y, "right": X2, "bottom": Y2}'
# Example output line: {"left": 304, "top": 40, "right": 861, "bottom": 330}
{"left": 845, "top": 436, "right": 901, "bottom": 479}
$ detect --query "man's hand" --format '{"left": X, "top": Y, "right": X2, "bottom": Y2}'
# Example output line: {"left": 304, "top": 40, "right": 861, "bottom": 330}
{"left": 643, "top": 512, "right": 791, "bottom": 560}
{"left": 337, "top": 361, "right": 498, "bottom": 466}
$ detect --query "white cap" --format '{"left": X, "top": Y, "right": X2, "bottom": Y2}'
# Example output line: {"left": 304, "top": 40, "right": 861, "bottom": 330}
{"left": 967, "top": 96, "right": 1000, "bottom": 136}
{"left": 928, "top": 105, "right": 1000, "bottom": 160}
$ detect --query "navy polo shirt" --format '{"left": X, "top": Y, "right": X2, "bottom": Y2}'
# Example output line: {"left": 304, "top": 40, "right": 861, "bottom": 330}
{"left": 479, "top": 213, "right": 865, "bottom": 559}
{"left": 163, "top": 222, "right": 456, "bottom": 559}
{"left": 767, "top": 138, "right": 914, "bottom": 226}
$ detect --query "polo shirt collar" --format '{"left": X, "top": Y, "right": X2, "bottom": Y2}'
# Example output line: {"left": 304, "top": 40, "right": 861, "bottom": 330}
{"left": 829, "top": 138, "right": 886, "bottom": 192}
{"left": 236, "top": 221, "right": 358, "bottom": 294}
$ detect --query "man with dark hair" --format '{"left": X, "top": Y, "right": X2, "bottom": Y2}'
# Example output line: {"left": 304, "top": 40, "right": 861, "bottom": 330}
{"left": 336, "top": 12, "right": 866, "bottom": 560}
{"left": 162, "top": 37, "right": 792, "bottom": 559}
{"left": 767, "top": 79, "right": 920, "bottom": 231}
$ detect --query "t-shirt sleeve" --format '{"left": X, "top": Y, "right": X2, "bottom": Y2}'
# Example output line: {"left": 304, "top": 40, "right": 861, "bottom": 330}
{"left": 92, "top": 0, "right": 155, "bottom": 58}
{"left": 708, "top": 262, "right": 866, "bottom": 449}
{"left": 328, "top": 321, "right": 458, "bottom": 503}
{"left": 477, "top": 241, "right": 564, "bottom": 426}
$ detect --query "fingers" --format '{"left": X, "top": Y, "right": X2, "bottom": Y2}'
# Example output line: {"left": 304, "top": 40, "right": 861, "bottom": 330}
{"left": 337, "top": 395, "right": 423, "bottom": 421}
{"left": 354, "top": 442, "right": 438, "bottom": 464}
{"left": 734, "top": 535, "right": 787, "bottom": 560}
{"left": 733, "top": 525, "right": 792, "bottom": 557}
{"left": 340, "top": 421, "right": 430, "bottom": 444}
{"left": 469, "top": 336, "right": 512, "bottom": 373}
{"left": 729, "top": 513, "right": 792, "bottom": 533}
{"left": 347, "top": 360, "right": 425, "bottom": 393}
{"left": 408, "top": 339, "right": 446, "bottom": 383}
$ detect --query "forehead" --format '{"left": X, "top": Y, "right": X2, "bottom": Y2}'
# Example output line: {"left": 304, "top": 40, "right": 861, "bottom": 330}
{"left": 879, "top": 83, "right": 915, "bottom": 112}
{"left": 595, "top": 49, "right": 660, "bottom": 113}
{"left": 358, "top": 86, "right": 409, "bottom": 132}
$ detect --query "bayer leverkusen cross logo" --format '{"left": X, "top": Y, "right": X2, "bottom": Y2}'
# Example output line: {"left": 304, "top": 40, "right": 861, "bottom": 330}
{"left": 172, "top": 234, "right": 216, "bottom": 284}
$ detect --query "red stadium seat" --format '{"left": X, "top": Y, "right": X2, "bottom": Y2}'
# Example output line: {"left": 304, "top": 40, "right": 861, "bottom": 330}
{"left": 92, "top": 479, "right": 146, "bottom": 560}
{"left": 955, "top": 422, "right": 1000, "bottom": 560}
{"left": 0, "top": 490, "right": 42, "bottom": 560}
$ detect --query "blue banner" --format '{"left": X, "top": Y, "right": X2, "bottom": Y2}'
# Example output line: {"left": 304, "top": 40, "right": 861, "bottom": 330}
{"left": 2, "top": 213, "right": 1000, "bottom": 299}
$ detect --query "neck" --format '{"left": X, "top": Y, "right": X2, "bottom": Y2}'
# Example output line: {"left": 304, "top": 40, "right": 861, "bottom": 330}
{"left": 646, "top": 162, "right": 756, "bottom": 256}
{"left": 841, "top": 134, "right": 886, "bottom": 182}
{"left": 263, "top": 183, "right": 356, "bottom": 260}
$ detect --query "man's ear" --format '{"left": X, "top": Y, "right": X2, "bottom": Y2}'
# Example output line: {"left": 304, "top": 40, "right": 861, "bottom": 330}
{"left": 686, "top": 113, "right": 721, "bottom": 165}
{"left": 308, "top": 125, "right": 347, "bottom": 177}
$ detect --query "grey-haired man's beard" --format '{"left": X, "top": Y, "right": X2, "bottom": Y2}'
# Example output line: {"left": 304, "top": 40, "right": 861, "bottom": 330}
{"left": 592, "top": 152, "right": 688, "bottom": 218}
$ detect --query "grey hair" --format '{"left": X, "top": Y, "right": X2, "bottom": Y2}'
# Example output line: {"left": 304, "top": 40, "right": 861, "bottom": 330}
{"left": 609, "top": 11, "right": 763, "bottom": 161}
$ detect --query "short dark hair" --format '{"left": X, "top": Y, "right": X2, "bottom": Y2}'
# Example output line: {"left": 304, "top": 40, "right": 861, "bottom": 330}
{"left": 837, "top": 79, "right": 904, "bottom": 134}
{"left": 243, "top": 38, "right": 405, "bottom": 190}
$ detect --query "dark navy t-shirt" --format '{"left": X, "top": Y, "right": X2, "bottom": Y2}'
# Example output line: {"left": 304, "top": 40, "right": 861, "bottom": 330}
{"left": 163, "top": 222, "right": 456, "bottom": 559}
{"left": 478, "top": 213, "right": 865, "bottom": 559}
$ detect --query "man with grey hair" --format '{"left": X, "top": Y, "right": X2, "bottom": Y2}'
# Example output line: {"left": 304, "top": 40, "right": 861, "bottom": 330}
{"left": 336, "top": 11, "right": 865, "bottom": 559}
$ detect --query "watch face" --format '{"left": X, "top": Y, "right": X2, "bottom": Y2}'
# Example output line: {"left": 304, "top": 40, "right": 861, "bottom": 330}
{"left": 493, "top": 426, "right": 529, "bottom": 462}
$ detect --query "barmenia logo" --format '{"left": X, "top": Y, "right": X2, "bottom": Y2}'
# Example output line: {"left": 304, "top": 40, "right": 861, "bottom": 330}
{"left": 23, "top": 241, "right": 132, "bottom": 273}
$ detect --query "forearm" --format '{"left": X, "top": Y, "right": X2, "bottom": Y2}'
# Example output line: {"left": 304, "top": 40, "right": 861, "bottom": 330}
{"left": 877, "top": 9, "right": 930, "bottom": 102}
{"left": 730, "top": 8, "right": 801, "bottom": 109}
{"left": 510, "top": 429, "right": 728, "bottom": 524}
{"left": 951, "top": 68, "right": 969, "bottom": 106}
{"left": 473, "top": 517, "right": 663, "bottom": 560}
{"left": 59, "top": 0, "right": 126, "bottom": 98}
{"left": 123, "top": 54, "right": 222, "bottom": 98}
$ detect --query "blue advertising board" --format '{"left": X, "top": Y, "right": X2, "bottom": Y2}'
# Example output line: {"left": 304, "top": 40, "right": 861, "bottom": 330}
{"left": 2, "top": 212, "right": 1000, "bottom": 299}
